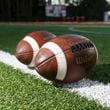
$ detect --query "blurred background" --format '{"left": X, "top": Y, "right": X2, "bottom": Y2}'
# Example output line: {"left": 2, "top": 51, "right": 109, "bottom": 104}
{"left": 0, "top": 0, "right": 110, "bottom": 22}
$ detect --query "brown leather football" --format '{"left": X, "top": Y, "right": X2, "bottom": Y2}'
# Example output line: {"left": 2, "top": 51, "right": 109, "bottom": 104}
{"left": 35, "top": 34, "right": 98, "bottom": 83}
{"left": 15, "top": 31, "right": 56, "bottom": 68}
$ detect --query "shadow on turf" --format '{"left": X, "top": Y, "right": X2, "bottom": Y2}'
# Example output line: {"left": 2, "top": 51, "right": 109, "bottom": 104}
{"left": 87, "top": 64, "right": 110, "bottom": 84}
{"left": 53, "top": 64, "right": 110, "bottom": 88}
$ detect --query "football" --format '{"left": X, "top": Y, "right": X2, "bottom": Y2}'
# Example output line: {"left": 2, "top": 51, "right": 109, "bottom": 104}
{"left": 35, "top": 34, "right": 98, "bottom": 83}
{"left": 15, "top": 31, "right": 56, "bottom": 68}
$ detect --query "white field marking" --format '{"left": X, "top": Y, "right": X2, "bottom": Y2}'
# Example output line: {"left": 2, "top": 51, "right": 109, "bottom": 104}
{"left": 42, "top": 42, "right": 67, "bottom": 80}
{"left": 0, "top": 50, "right": 48, "bottom": 82}
{"left": 68, "top": 27, "right": 110, "bottom": 35}
{"left": 0, "top": 50, "right": 110, "bottom": 107}
{"left": 23, "top": 36, "right": 40, "bottom": 67}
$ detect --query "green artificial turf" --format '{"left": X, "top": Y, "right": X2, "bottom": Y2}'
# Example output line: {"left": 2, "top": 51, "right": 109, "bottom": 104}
{"left": 0, "top": 23, "right": 71, "bottom": 53}
{"left": 0, "top": 62, "right": 109, "bottom": 110}
{"left": 0, "top": 23, "right": 110, "bottom": 109}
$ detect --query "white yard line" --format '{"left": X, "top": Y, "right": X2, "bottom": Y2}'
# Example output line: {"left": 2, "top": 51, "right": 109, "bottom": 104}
{"left": 0, "top": 50, "right": 48, "bottom": 82}
{"left": 69, "top": 27, "right": 110, "bottom": 35}
{"left": 0, "top": 50, "right": 110, "bottom": 107}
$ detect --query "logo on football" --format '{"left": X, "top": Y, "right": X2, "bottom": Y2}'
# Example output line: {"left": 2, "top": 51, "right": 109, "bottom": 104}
{"left": 15, "top": 31, "right": 56, "bottom": 68}
{"left": 35, "top": 34, "right": 98, "bottom": 83}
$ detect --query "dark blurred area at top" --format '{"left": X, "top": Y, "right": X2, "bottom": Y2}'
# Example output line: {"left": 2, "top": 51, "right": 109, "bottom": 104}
{"left": 0, "top": 0, "right": 110, "bottom": 22}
